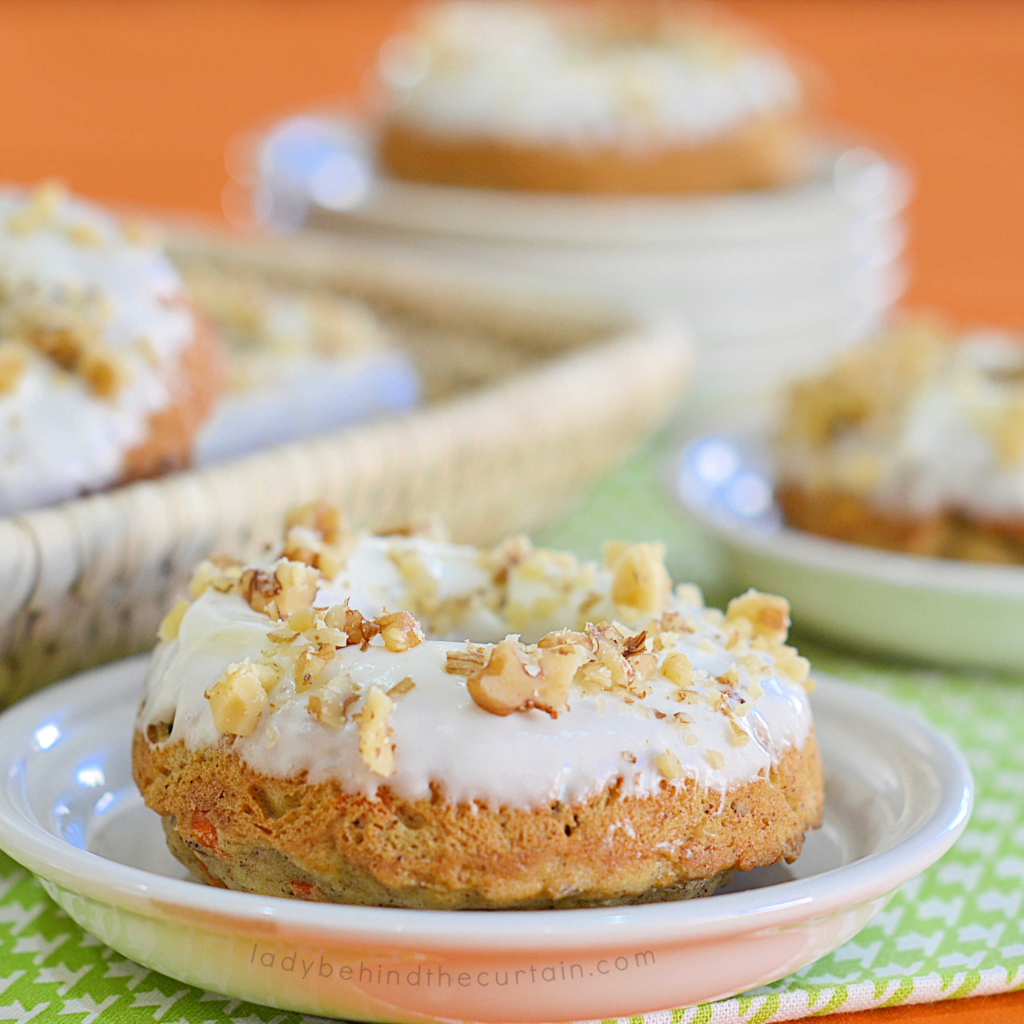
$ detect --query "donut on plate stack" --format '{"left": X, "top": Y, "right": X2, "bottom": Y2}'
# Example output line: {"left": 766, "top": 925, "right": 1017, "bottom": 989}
{"left": 377, "top": 0, "right": 809, "bottom": 194}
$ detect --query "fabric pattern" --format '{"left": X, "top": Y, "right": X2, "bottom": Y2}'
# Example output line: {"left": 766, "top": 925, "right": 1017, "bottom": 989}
{"left": 1, "top": 440, "right": 1023, "bottom": 1022}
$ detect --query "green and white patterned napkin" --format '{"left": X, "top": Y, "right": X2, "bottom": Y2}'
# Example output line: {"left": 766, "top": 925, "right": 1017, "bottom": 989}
{"left": 1, "top": 439, "right": 1022, "bottom": 1023}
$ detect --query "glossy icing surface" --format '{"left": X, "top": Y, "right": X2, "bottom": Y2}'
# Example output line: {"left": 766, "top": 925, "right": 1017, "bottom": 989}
{"left": 139, "top": 533, "right": 813, "bottom": 809}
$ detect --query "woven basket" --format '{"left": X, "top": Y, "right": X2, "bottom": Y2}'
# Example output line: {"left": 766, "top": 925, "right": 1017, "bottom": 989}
{"left": 0, "top": 224, "right": 691, "bottom": 706}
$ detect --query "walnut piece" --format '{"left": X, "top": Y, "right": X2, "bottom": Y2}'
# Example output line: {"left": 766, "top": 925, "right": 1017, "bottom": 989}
{"left": 325, "top": 603, "right": 380, "bottom": 649}
{"left": 606, "top": 542, "right": 671, "bottom": 616}
{"left": 294, "top": 644, "right": 334, "bottom": 692}
{"left": 467, "top": 638, "right": 587, "bottom": 718}
{"left": 308, "top": 682, "right": 358, "bottom": 727}
{"left": 726, "top": 590, "right": 790, "bottom": 645}
{"left": 286, "top": 500, "right": 344, "bottom": 543}
{"left": 387, "top": 676, "right": 416, "bottom": 698}
{"left": 0, "top": 342, "right": 27, "bottom": 394}
{"left": 80, "top": 347, "right": 128, "bottom": 398}
{"left": 655, "top": 750, "right": 684, "bottom": 780}
{"left": 660, "top": 650, "right": 693, "bottom": 688}
{"left": 205, "top": 660, "right": 278, "bottom": 736}
{"left": 359, "top": 686, "right": 395, "bottom": 776}
{"left": 445, "top": 648, "right": 487, "bottom": 676}
{"left": 376, "top": 611, "right": 425, "bottom": 653}
{"left": 157, "top": 600, "right": 190, "bottom": 643}
{"left": 188, "top": 559, "right": 243, "bottom": 600}
{"left": 241, "top": 560, "right": 320, "bottom": 620}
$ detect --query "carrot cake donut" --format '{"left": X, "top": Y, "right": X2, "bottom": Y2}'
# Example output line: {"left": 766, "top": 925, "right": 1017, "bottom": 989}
{"left": 0, "top": 183, "right": 223, "bottom": 514}
{"left": 376, "top": 0, "right": 809, "bottom": 195}
{"left": 777, "top": 320, "right": 1024, "bottom": 563}
{"left": 134, "top": 505, "right": 823, "bottom": 909}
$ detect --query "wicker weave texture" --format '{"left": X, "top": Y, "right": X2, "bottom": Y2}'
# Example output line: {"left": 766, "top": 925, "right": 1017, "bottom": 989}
{"left": 0, "top": 227, "right": 691, "bottom": 705}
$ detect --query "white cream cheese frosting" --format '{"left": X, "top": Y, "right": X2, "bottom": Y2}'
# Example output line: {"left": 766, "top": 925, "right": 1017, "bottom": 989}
{"left": 779, "top": 324, "right": 1024, "bottom": 519}
{"left": 139, "top": 517, "right": 814, "bottom": 811}
{"left": 379, "top": 1, "right": 802, "bottom": 150}
{"left": 0, "top": 184, "right": 198, "bottom": 514}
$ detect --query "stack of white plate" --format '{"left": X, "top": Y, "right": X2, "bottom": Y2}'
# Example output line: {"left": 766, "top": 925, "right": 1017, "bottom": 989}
{"left": 241, "top": 113, "right": 910, "bottom": 411}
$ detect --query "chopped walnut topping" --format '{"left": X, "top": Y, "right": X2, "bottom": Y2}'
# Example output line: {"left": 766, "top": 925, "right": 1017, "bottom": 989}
{"left": 485, "top": 534, "right": 533, "bottom": 585}
{"left": 622, "top": 750, "right": 637, "bottom": 764}
{"left": 748, "top": 679, "right": 764, "bottom": 700}
{"left": 773, "top": 645, "right": 810, "bottom": 685}
{"left": 206, "top": 660, "right": 278, "bottom": 736}
{"left": 674, "top": 583, "right": 704, "bottom": 607}
{"left": 286, "top": 500, "right": 344, "bottom": 542}
{"left": 66, "top": 222, "right": 102, "bottom": 247}
{"left": 380, "top": 517, "right": 449, "bottom": 540}
{"left": 717, "top": 666, "right": 740, "bottom": 689}
{"left": 188, "top": 559, "right": 243, "bottom": 599}
{"left": 241, "top": 560, "right": 320, "bottom": 620}
{"left": 673, "top": 711, "right": 694, "bottom": 725}
{"left": 294, "top": 644, "right": 334, "bottom": 692}
{"left": 325, "top": 603, "right": 380, "bottom": 649}
{"left": 359, "top": 686, "right": 395, "bottom": 776}
{"left": 80, "top": 347, "right": 128, "bottom": 397}
{"left": 467, "top": 637, "right": 587, "bottom": 718}
{"left": 0, "top": 342, "right": 27, "bottom": 394}
{"left": 705, "top": 749, "right": 726, "bottom": 770}
{"left": 308, "top": 682, "right": 358, "bottom": 727}
{"left": 684, "top": 733, "right": 699, "bottom": 747}
{"left": 655, "top": 750, "right": 684, "bottom": 780}
{"left": 7, "top": 182, "right": 66, "bottom": 235}
{"left": 157, "top": 600, "right": 190, "bottom": 643}
{"left": 267, "top": 626, "right": 299, "bottom": 644}
{"left": 376, "top": 611, "right": 425, "bottom": 652}
{"left": 283, "top": 524, "right": 353, "bottom": 579}
{"left": 445, "top": 648, "right": 487, "bottom": 676}
{"left": 728, "top": 720, "right": 751, "bottom": 747}
{"left": 305, "top": 626, "right": 348, "bottom": 648}
{"left": 387, "top": 676, "right": 416, "bottom": 698}
{"left": 726, "top": 590, "right": 790, "bottom": 644}
{"left": 606, "top": 542, "right": 671, "bottom": 616}
{"left": 660, "top": 650, "right": 693, "bottom": 688}
{"left": 995, "top": 398, "right": 1024, "bottom": 468}
{"left": 286, "top": 607, "right": 317, "bottom": 632}
{"left": 538, "top": 629, "right": 592, "bottom": 651}
{"left": 657, "top": 610, "right": 696, "bottom": 635}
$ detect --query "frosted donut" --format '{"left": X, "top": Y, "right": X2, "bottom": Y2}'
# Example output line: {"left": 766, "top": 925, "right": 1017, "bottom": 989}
{"left": 376, "top": 1, "right": 809, "bottom": 195}
{"left": 777, "top": 319, "right": 1024, "bottom": 563}
{"left": 134, "top": 504, "right": 823, "bottom": 909}
{"left": 0, "top": 183, "right": 223, "bottom": 514}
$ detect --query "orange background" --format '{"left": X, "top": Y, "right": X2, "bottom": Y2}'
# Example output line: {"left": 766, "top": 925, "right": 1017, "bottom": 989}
{"left": 1, "top": 3, "right": 1023, "bottom": 1022}
{"left": 1, "top": 0, "right": 1023, "bottom": 329}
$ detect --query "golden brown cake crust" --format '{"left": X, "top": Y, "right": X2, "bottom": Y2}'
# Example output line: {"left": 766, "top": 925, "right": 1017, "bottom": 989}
{"left": 133, "top": 729, "right": 823, "bottom": 909}
{"left": 119, "top": 310, "right": 224, "bottom": 484}
{"left": 778, "top": 483, "right": 1024, "bottom": 564}
{"left": 377, "top": 113, "right": 809, "bottom": 195}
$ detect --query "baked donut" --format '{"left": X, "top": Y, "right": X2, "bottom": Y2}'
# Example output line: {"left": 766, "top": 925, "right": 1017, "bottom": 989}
{"left": 134, "top": 505, "right": 823, "bottom": 909}
{"left": 376, "top": 1, "right": 809, "bottom": 195}
{"left": 777, "top": 320, "right": 1024, "bottom": 563}
{"left": 0, "top": 183, "right": 223, "bottom": 514}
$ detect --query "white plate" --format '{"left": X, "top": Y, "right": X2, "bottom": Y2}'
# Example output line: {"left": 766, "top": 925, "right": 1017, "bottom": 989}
{"left": 251, "top": 113, "right": 911, "bottom": 245}
{"left": 0, "top": 656, "right": 971, "bottom": 1024}
{"left": 677, "top": 433, "right": 1024, "bottom": 671}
